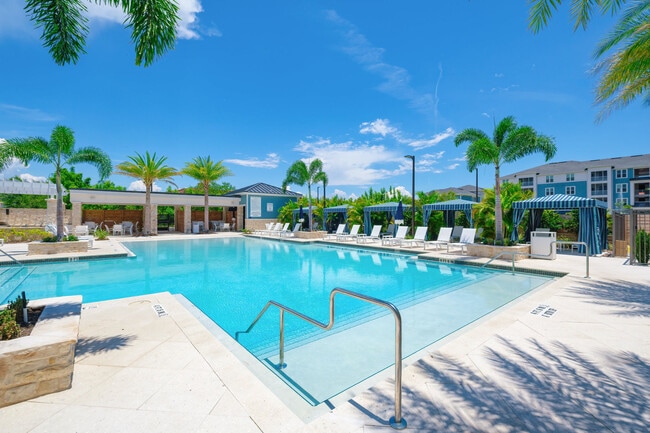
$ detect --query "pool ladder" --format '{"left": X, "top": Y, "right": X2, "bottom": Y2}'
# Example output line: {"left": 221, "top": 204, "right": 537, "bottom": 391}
{"left": 236, "top": 287, "right": 407, "bottom": 430}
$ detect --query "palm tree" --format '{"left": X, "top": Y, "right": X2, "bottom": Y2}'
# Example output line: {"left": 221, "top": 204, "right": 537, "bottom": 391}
{"left": 473, "top": 183, "right": 533, "bottom": 242}
{"left": 0, "top": 125, "right": 111, "bottom": 240}
{"left": 282, "top": 159, "right": 327, "bottom": 231}
{"left": 181, "top": 156, "right": 233, "bottom": 232}
{"left": 25, "top": 0, "right": 179, "bottom": 66}
{"left": 529, "top": 0, "right": 649, "bottom": 120}
{"left": 115, "top": 151, "right": 178, "bottom": 235}
{"left": 454, "top": 116, "right": 556, "bottom": 244}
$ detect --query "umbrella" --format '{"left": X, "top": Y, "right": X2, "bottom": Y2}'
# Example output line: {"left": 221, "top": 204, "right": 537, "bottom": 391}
{"left": 394, "top": 201, "right": 404, "bottom": 224}
{"left": 298, "top": 205, "right": 304, "bottom": 222}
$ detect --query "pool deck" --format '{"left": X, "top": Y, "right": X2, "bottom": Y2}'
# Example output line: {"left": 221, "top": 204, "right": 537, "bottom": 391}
{"left": 1, "top": 232, "right": 648, "bottom": 432}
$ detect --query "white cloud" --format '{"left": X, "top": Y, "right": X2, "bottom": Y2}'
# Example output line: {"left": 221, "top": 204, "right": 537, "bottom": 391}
{"left": 395, "top": 185, "right": 411, "bottom": 198}
{"left": 0, "top": 104, "right": 59, "bottom": 122}
{"left": 19, "top": 173, "right": 48, "bottom": 183}
{"left": 494, "top": 73, "right": 504, "bottom": 78}
{"left": 402, "top": 127, "right": 455, "bottom": 150}
{"left": 0, "top": 0, "right": 35, "bottom": 39}
{"left": 446, "top": 163, "right": 460, "bottom": 170}
{"left": 127, "top": 180, "right": 162, "bottom": 192}
{"left": 224, "top": 153, "right": 280, "bottom": 169}
{"left": 332, "top": 188, "right": 349, "bottom": 198}
{"left": 0, "top": 157, "right": 29, "bottom": 178}
{"left": 481, "top": 112, "right": 491, "bottom": 118}
{"left": 359, "top": 119, "right": 396, "bottom": 137}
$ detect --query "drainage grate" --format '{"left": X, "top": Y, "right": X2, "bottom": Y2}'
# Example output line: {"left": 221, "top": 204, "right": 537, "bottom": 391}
{"left": 152, "top": 304, "right": 168, "bottom": 317}
{"left": 530, "top": 304, "right": 556, "bottom": 318}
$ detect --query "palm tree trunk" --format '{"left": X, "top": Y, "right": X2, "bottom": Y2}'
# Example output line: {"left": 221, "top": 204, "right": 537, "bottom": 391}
{"left": 494, "top": 166, "right": 503, "bottom": 243}
{"left": 144, "top": 185, "right": 152, "bottom": 235}
{"left": 307, "top": 184, "right": 313, "bottom": 232}
{"left": 56, "top": 170, "right": 64, "bottom": 241}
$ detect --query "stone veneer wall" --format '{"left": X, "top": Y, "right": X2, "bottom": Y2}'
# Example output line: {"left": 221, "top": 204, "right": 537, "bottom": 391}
{"left": 466, "top": 243, "right": 531, "bottom": 261}
{"left": 27, "top": 240, "right": 89, "bottom": 255}
{"left": 0, "top": 295, "right": 82, "bottom": 408}
{"left": 0, "top": 208, "right": 72, "bottom": 228}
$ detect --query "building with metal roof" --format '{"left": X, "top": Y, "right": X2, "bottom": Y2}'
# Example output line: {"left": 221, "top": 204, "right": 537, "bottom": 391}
{"left": 224, "top": 183, "right": 302, "bottom": 231}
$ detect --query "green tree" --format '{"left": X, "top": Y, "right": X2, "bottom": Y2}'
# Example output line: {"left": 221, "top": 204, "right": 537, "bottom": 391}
{"left": 281, "top": 159, "right": 327, "bottom": 231}
{"left": 25, "top": 0, "right": 179, "bottom": 66}
{"left": 181, "top": 156, "right": 233, "bottom": 232}
{"left": 1, "top": 125, "right": 111, "bottom": 240}
{"left": 455, "top": 116, "right": 556, "bottom": 243}
{"left": 473, "top": 183, "right": 533, "bottom": 242}
{"left": 114, "top": 151, "right": 177, "bottom": 235}
{"left": 529, "top": 0, "right": 650, "bottom": 120}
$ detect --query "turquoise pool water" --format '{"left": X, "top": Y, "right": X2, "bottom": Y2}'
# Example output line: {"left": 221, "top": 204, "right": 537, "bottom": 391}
{"left": 2, "top": 237, "right": 552, "bottom": 405}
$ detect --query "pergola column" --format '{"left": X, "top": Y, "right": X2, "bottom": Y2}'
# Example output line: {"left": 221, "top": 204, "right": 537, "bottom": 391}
{"left": 72, "top": 202, "right": 83, "bottom": 226}
{"left": 183, "top": 206, "right": 192, "bottom": 233}
{"left": 151, "top": 204, "right": 158, "bottom": 234}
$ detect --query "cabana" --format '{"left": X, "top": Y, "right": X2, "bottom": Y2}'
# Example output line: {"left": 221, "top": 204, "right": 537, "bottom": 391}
{"left": 510, "top": 194, "right": 608, "bottom": 255}
{"left": 291, "top": 206, "right": 318, "bottom": 229}
{"left": 362, "top": 202, "right": 411, "bottom": 235}
{"left": 322, "top": 205, "right": 351, "bottom": 232}
{"left": 422, "top": 199, "right": 477, "bottom": 227}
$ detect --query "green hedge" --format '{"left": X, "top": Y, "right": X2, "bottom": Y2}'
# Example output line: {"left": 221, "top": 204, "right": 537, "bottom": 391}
{"left": 0, "top": 228, "right": 50, "bottom": 243}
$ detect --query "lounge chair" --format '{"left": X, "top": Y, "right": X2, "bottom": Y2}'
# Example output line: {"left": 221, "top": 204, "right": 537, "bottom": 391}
{"left": 357, "top": 225, "right": 382, "bottom": 244}
{"left": 447, "top": 228, "right": 476, "bottom": 254}
{"left": 337, "top": 224, "right": 360, "bottom": 242}
{"left": 281, "top": 223, "right": 302, "bottom": 237}
{"left": 450, "top": 225, "right": 464, "bottom": 242}
{"left": 424, "top": 227, "right": 453, "bottom": 250}
{"left": 474, "top": 227, "right": 484, "bottom": 241}
{"left": 271, "top": 223, "right": 290, "bottom": 236}
{"left": 122, "top": 221, "right": 134, "bottom": 236}
{"left": 112, "top": 224, "right": 124, "bottom": 236}
{"left": 74, "top": 225, "right": 89, "bottom": 236}
{"left": 381, "top": 223, "right": 395, "bottom": 239}
{"left": 84, "top": 221, "right": 97, "bottom": 234}
{"left": 324, "top": 224, "right": 346, "bottom": 240}
{"left": 400, "top": 226, "right": 428, "bottom": 248}
{"left": 382, "top": 226, "right": 409, "bottom": 246}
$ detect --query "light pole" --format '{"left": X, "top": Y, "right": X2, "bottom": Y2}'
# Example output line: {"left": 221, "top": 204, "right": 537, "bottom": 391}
{"left": 404, "top": 155, "right": 415, "bottom": 236}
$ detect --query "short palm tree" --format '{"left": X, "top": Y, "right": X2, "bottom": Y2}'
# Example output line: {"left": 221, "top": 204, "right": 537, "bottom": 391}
{"left": 282, "top": 159, "right": 327, "bottom": 231}
{"left": 454, "top": 116, "right": 556, "bottom": 244}
{"left": 181, "top": 156, "right": 233, "bottom": 232}
{"left": 1, "top": 125, "right": 111, "bottom": 240}
{"left": 114, "top": 151, "right": 178, "bottom": 235}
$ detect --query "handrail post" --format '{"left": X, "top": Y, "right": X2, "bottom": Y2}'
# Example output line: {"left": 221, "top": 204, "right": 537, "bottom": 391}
{"left": 585, "top": 243, "right": 590, "bottom": 278}
{"left": 278, "top": 309, "right": 286, "bottom": 369}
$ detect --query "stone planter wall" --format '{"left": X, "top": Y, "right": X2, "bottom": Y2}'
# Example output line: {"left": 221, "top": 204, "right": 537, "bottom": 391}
{"left": 0, "top": 295, "right": 82, "bottom": 408}
{"left": 466, "top": 243, "right": 531, "bottom": 261}
{"left": 28, "top": 240, "right": 89, "bottom": 255}
{"left": 295, "top": 231, "right": 327, "bottom": 240}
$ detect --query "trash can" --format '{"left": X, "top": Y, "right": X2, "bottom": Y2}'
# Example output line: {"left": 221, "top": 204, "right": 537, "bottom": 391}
{"left": 192, "top": 223, "right": 200, "bottom": 234}
{"left": 531, "top": 230, "right": 556, "bottom": 259}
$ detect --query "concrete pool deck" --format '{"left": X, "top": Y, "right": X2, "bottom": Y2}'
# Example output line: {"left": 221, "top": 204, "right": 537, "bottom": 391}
{"left": 0, "top": 232, "right": 648, "bottom": 432}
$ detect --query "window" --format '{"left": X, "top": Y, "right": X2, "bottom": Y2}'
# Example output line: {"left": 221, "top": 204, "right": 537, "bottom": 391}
{"left": 615, "top": 169, "right": 627, "bottom": 179}
{"left": 566, "top": 173, "right": 575, "bottom": 182}
{"left": 634, "top": 168, "right": 650, "bottom": 178}
{"left": 545, "top": 187, "right": 555, "bottom": 196}
{"left": 591, "top": 184, "right": 607, "bottom": 195}
{"left": 591, "top": 170, "right": 608, "bottom": 182}
{"left": 616, "top": 183, "right": 628, "bottom": 193}
{"left": 565, "top": 186, "right": 575, "bottom": 195}
{"left": 616, "top": 197, "right": 629, "bottom": 206}
{"left": 519, "top": 177, "right": 533, "bottom": 187}
{"left": 545, "top": 175, "right": 554, "bottom": 183}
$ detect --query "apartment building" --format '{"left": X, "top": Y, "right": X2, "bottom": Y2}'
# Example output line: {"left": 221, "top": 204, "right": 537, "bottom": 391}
{"left": 501, "top": 154, "right": 650, "bottom": 210}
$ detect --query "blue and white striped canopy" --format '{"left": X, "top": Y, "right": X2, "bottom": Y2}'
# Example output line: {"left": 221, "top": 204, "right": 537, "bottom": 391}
{"left": 512, "top": 194, "right": 608, "bottom": 210}
{"left": 362, "top": 202, "right": 411, "bottom": 235}
{"left": 422, "top": 199, "right": 477, "bottom": 227}
{"left": 322, "top": 205, "right": 351, "bottom": 221}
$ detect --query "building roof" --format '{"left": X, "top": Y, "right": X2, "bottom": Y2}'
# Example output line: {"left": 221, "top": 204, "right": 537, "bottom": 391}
{"left": 223, "top": 182, "right": 302, "bottom": 197}
{"left": 432, "top": 185, "right": 484, "bottom": 197}
{"left": 504, "top": 154, "right": 650, "bottom": 178}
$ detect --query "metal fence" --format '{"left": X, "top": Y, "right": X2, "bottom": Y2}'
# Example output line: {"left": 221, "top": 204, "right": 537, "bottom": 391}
{"left": 612, "top": 209, "right": 650, "bottom": 265}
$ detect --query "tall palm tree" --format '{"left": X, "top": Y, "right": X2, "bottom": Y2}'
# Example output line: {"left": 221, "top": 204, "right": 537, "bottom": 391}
{"left": 115, "top": 151, "right": 177, "bottom": 235}
{"left": 0, "top": 125, "right": 111, "bottom": 240}
{"left": 454, "top": 116, "right": 556, "bottom": 244}
{"left": 25, "top": 0, "right": 179, "bottom": 66}
{"left": 181, "top": 156, "right": 233, "bottom": 232}
{"left": 282, "top": 159, "right": 327, "bottom": 231}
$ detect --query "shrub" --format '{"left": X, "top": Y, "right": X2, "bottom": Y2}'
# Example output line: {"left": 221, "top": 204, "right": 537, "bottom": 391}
{"left": 64, "top": 234, "right": 78, "bottom": 241}
{"left": 7, "top": 294, "right": 28, "bottom": 322}
{"left": 42, "top": 235, "right": 58, "bottom": 242}
{"left": 0, "top": 228, "right": 50, "bottom": 243}
{"left": 95, "top": 228, "right": 109, "bottom": 240}
{"left": 0, "top": 308, "right": 21, "bottom": 340}
{"left": 635, "top": 230, "right": 650, "bottom": 264}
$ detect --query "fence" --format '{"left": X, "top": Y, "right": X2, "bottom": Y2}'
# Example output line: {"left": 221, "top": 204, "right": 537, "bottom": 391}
{"left": 612, "top": 209, "right": 650, "bottom": 265}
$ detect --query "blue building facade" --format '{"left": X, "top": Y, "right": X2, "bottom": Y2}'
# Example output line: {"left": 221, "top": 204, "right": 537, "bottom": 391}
{"left": 224, "top": 182, "right": 302, "bottom": 230}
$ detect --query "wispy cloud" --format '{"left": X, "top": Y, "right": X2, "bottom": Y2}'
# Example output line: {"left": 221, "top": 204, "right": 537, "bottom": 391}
{"left": 0, "top": 0, "right": 35, "bottom": 39}
{"left": 325, "top": 10, "right": 434, "bottom": 114}
{"left": 359, "top": 118, "right": 454, "bottom": 151}
{"left": 402, "top": 127, "right": 455, "bottom": 150}
{"left": 494, "top": 73, "right": 504, "bottom": 78}
{"left": 128, "top": 180, "right": 162, "bottom": 192}
{"left": 0, "top": 104, "right": 59, "bottom": 122}
{"left": 225, "top": 153, "right": 280, "bottom": 169}
{"left": 359, "top": 119, "right": 396, "bottom": 137}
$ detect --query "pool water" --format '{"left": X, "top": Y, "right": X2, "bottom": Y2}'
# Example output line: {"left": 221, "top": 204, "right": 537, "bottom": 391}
{"left": 2, "top": 237, "right": 552, "bottom": 405}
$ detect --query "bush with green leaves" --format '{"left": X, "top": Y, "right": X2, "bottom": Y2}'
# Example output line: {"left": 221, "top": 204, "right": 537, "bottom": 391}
{"left": 7, "top": 294, "right": 28, "bottom": 322}
{"left": 0, "top": 228, "right": 50, "bottom": 243}
{"left": 94, "top": 229, "right": 109, "bottom": 240}
{"left": 635, "top": 230, "right": 650, "bottom": 264}
{"left": 0, "top": 308, "right": 21, "bottom": 340}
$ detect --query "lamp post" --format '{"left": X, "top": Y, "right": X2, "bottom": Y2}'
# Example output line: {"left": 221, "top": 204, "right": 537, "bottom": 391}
{"left": 475, "top": 168, "right": 479, "bottom": 202}
{"left": 317, "top": 186, "right": 320, "bottom": 202}
{"left": 404, "top": 155, "right": 415, "bottom": 236}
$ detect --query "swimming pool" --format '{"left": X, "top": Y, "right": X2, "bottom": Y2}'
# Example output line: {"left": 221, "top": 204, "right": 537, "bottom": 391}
{"left": 2, "top": 237, "right": 553, "bottom": 405}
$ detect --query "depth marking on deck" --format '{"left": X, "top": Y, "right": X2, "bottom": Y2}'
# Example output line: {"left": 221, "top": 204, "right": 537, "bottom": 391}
{"left": 152, "top": 304, "right": 168, "bottom": 317}
{"left": 530, "top": 304, "right": 556, "bottom": 318}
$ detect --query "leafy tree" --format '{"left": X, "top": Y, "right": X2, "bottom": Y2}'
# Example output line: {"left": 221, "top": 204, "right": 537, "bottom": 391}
{"left": 473, "top": 183, "right": 533, "bottom": 243}
{"left": 25, "top": 0, "right": 179, "bottom": 66}
{"left": 1, "top": 125, "right": 111, "bottom": 240}
{"left": 114, "top": 151, "right": 177, "bottom": 235}
{"left": 529, "top": 0, "right": 650, "bottom": 120}
{"left": 50, "top": 167, "right": 91, "bottom": 209}
{"left": 454, "top": 116, "right": 556, "bottom": 243}
{"left": 281, "top": 159, "right": 327, "bottom": 231}
{"left": 181, "top": 156, "right": 233, "bottom": 232}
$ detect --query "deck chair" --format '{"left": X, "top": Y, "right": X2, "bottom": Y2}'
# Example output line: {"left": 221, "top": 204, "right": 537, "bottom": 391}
{"left": 424, "top": 227, "right": 453, "bottom": 250}
{"left": 474, "top": 227, "right": 484, "bottom": 241}
{"left": 122, "top": 221, "right": 134, "bottom": 235}
{"left": 337, "top": 224, "right": 360, "bottom": 241}
{"left": 357, "top": 225, "right": 382, "bottom": 244}
{"left": 450, "top": 225, "right": 464, "bottom": 242}
{"left": 324, "top": 224, "right": 346, "bottom": 240}
{"left": 271, "top": 223, "right": 289, "bottom": 236}
{"left": 400, "top": 226, "right": 428, "bottom": 248}
{"left": 447, "top": 228, "right": 476, "bottom": 254}
{"left": 381, "top": 223, "right": 395, "bottom": 239}
{"left": 382, "top": 226, "right": 409, "bottom": 246}
{"left": 281, "top": 222, "right": 301, "bottom": 237}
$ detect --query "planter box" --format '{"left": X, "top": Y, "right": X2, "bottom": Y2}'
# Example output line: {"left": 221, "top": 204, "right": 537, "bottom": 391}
{"left": 295, "top": 231, "right": 327, "bottom": 240}
{"left": 28, "top": 240, "right": 89, "bottom": 255}
{"left": 466, "top": 243, "right": 531, "bottom": 261}
{"left": 0, "top": 296, "right": 82, "bottom": 408}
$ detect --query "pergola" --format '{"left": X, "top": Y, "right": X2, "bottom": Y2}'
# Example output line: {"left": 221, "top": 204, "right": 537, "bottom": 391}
{"left": 322, "top": 205, "right": 351, "bottom": 232}
{"left": 422, "top": 199, "right": 477, "bottom": 227}
{"left": 510, "top": 194, "right": 608, "bottom": 255}
{"left": 362, "top": 202, "right": 411, "bottom": 236}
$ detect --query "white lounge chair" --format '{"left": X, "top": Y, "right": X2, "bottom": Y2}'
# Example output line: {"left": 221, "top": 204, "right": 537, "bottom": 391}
{"left": 357, "top": 225, "right": 382, "bottom": 244}
{"left": 324, "top": 224, "right": 346, "bottom": 240}
{"left": 447, "top": 228, "right": 476, "bottom": 254}
{"left": 451, "top": 225, "right": 464, "bottom": 241}
{"left": 424, "top": 227, "right": 453, "bottom": 250}
{"left": 337, "top": 224, "right": 360, "bottom": 242}
{"left": 400, "top": 226, "right": 428, "bottom": 248}
{"left": 382, "top": 226, "right": 409, "bottom": 246}
{"left": 122, "top": 221, "right": 134, "bottom": 236}
{"left": 271, "top": 223, "right": 290, "bottom": 236}
{"left": 74, "top": 225, "right": 89, "bottom": 236}
{"left": 281, "top": 222, "right": 301, "bottom": 237}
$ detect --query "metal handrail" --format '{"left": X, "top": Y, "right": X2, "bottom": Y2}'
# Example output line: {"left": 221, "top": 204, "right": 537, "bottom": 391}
{"left": 236, "top": 287, "right": 408, "bottom": 430}
{"left": 0, "top": 246, "right": 24, "bottom": 267}
{"left": 481, "top": 240, "right": 589, "bottom": 278}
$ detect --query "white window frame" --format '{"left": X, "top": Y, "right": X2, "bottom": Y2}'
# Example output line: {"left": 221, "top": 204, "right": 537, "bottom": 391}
{"left": 545, "top": 175, "right": 554, "bottom": 183}
{"left": 566, "top": 173, "right": 575, "bottom": 182}
{"left": 565, "top": 186, "right": 576, "bottom": 195}
{"left": 616, "top": 183, "right": 628, "bottom": 193}
{"left": 615, "top": 169, "right": 627, "bottom": 179}
{"left": 616, "top": 197, "right": 629, "bottom": 206}
{"left": 545, "top": 187, "right": 555, "bottom": 196}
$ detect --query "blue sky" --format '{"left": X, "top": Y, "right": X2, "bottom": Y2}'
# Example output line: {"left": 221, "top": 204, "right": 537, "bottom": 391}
{"left": 0, "top": 1, "right": 646, "bottom": 199}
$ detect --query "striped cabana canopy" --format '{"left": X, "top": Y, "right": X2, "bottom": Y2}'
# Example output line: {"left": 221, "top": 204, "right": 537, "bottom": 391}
{"left": 510, "top": 194, "right": 608, "bottom": 255}
{"left": 422, "top": 199, "right": 477, "bottom": 228}
{"left": 362, "top": 202, "right": 411, "bottom": 235}
{"left": 322, "top": 205, "right": 352, "bottom": 232}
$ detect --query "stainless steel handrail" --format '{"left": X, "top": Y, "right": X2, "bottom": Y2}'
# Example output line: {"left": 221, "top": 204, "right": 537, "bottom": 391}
{"left": 0, "top": 247, "right": 24, "bottom": 267}
{"left": 481, "top": 240, "right": 589, "bottom": 278}
{"left": 236, "top": 287, "right": 407, "bottom": 430}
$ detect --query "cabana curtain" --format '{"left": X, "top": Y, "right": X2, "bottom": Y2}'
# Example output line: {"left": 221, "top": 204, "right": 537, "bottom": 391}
{"left": 422, "top": 199, "right": 476, "bottom": 228}
{"left": 362, "top": 202, "right": 411, "bottom": 235}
